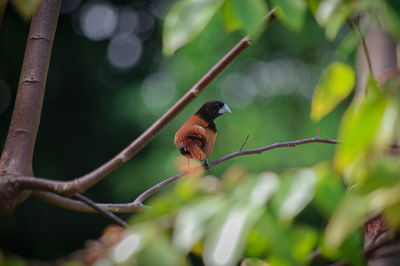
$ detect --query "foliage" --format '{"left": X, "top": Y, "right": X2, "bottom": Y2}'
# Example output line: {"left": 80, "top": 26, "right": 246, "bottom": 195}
{"left": 103, "top": 0, "right": 400, "bottom": 264}
{"left": 1, "top": 0, "right": 400, "bottom": 264}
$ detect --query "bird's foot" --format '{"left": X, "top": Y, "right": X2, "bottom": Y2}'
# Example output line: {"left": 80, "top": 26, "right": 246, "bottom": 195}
{"left": 203, "top": 159, "right": 211, "bottom": 172}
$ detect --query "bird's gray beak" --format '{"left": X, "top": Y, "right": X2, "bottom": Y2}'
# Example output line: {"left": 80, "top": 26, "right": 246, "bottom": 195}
{"left": 218, "top": 104, "right": 232, "bottom": 114}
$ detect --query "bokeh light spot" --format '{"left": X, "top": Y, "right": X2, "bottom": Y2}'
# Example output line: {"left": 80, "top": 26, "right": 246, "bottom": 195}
{"left": 141, "top": 72, "right": 176, "bottom": 113}
{"left": 220, "top": 73, "right": 257, "bottom": 109}
{"left": 116, "top": 7, "right": 139, "bottom": 34}
{"left": 80, "top": 1, "right": 117, "bottom": 41}
{"left": 107, "top": 33, "right": 142, "bottom": 70}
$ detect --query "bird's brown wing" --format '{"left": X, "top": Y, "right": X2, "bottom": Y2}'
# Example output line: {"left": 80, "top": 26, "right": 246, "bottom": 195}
{"left": 174, "top": 116, "right": 209, "bottom": 160}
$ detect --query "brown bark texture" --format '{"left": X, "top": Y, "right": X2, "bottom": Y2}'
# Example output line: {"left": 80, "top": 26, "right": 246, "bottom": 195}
{"left": 0, "top": 0, "right": 61, "bottom": 216}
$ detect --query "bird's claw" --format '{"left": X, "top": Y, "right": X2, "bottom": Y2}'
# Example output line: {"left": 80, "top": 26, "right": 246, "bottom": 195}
{"left": 203, "top": 159, "right": 211, "bottom": 172}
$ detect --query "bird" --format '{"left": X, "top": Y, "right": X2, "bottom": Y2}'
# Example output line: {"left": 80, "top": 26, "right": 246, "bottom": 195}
{"left": 174, "top": 100, "right": 231, "bottom": 169}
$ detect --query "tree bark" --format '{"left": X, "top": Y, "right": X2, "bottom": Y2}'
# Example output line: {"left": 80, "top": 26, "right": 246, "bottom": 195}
{"left": 0, "top": 0, "right": 61, "bottom": 216}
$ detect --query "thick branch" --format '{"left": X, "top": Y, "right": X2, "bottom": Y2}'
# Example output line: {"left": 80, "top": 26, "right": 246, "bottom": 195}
{"left": 33, "top": 136, "right": 338, "bottom": 213}
{"left": 0, "top": 0, "right": 61, "bottom": 176}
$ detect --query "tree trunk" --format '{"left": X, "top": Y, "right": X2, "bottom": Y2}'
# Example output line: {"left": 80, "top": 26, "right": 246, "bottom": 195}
{"left": 0, "top": 0, "right": 61, "bottom": 216}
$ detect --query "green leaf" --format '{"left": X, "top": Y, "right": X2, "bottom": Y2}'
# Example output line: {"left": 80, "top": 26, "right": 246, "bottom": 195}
{"left": 311, "top": 62, "right": 355, "bottom": 122}
{"left": 384, "top": 202, "right": 400, "bottom": 229}
{"left": 324, "top": 8, "right": 350, "bottom": 40}
{"left": 137, "top": 234, "right": 186, "bottom": 266}
{"left": 240, "top": 258, "right": 268, "bottom": 266}
{"left": 11, "top": 0, "right": 40, "bottom": 20}
{"left": 163, "top": 0, "right": 225, "bottom": 56}
{"left": 313, "top": 162, "right": 346, "bottom": 216}
{"left": 272, "top": 0, "right": 307, "bottom": 32}
{"left": 334, "top": 79, "right": 397, "bottom": 173}
{"left": 203, "top": 203, "right": 264, "bottom": 266}
{"left": 291, "top": 226, "right": 318, "bottom": 262}
{"left": 315, "top": 0, "right": 341, "bottom": 26}
{"left": 230, "top": 0, "right": 268, "bottom": 38}
{"left": 334, "top": 29, "right": 359, "bottom": 60}
{"left": 278, "top": 169, "right": 317, "bottom": 220}
{"left": 324, "top": 193, "right": 369, "bottom": 248}
{"left": 172, "top": 196, "right": 226, "bottom": 252}
{"left": 221, "top": 0, "right": 243, "bottom": 32}
{"left": 307, "top": 0, "right": 320, "bottom": 14}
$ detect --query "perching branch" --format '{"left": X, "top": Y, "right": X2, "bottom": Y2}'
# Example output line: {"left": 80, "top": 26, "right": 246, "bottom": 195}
{"left": 7, "top": 8, "right": 278, "bottom": 200}
{"left": 133, "top": 136, "right": 339, "bottom": 205}
{"left": 33, "top": 136, "right": 339, "bottom": 213}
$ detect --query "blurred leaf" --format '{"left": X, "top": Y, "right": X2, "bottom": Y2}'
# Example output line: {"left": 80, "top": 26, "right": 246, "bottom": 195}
{"left": 240, "top": 258, "right": 268, "bottom": 266}
{"left": 334, "top": 29, "right": 358, "bottom": 60}
{"left": 203, "top": 203, "right": 264, "bottom": 266}
{"left": 278, "top": 169, "right": 317, "bottom": 220}
{"left": 324, "top": 193, "right": 368, "bottom": 248}
{"left": 307, "top": 0, "right": 320, "bottom": 14}
{"left": 172, "top": 196, "right": 227, "bottom": 252}
{"left": 249, "top": 213, "right": 314, "bottom": 265}
{"left": 324, "top": 8, "right": 350, "bottom": 40}
{"left": 163, "top": 0, "right": 225, "bottom": 56}
{"left": 356, "top": 157, "right": 400, "bottom": 195}
{"left": 334, "top": 78, "right": 397, "bottom": 173}
{"left": 137, "top": 234, "right": 187, "bottom": 266}
{"left": 369, "top": 182, "right": 400, "bottom": 212}
{"left": 230, "top": 0, "right": 268, "bottom": 38}
{"left": 378, "top": 0, "right": 400, "bottom": 41}
{"left": 291, "top": 226, "right": 318, "bottom": 263}
{"left": 272, "top": 0, "right": 307, "bottom": 32}
{"left": 313, "top": 162, "right": 346, "bottom": 216}
{"left": 311, "top": 62, "right": 355, "bottom": 122}
{"left": 3, "top": 255, "right": 26, "bottom": 266}
{"left": 248, "top": 172, "right": 281, "bottom": 207}
{"left": 11, "top": 0, "right": 40, "bottom": 20}
{"left": 221, "top": 0, "right": 243, "bottom": 32}
{"left": 315, "top": 0, "right": 341, "bottom": 26}
{"left": 322, "top": 229, "right": 365, "bottom": 265}
{"left": 384, "top": 202, "right": 400, "bottom": 229}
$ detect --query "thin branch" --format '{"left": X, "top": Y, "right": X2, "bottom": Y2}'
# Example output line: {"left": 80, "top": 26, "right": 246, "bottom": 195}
{"left": 32, "top": 191, "right": 144, "bottom": 213}
{"left": 134, "top": 137, "right": 339, "bottom": 205}
{"left": 74, "top": 194, "right": 128, "bottom": 227}
{"left": 348, "top": 18, "right": 373, "bottom": 77}
{"left": 9, "top": 9, "right": 277, "bottom": 197}
{"left": 239, "top": 134, "right": 250, "bottom": 152}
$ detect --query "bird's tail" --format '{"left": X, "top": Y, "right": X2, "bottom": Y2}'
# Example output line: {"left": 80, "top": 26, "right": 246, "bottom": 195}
{"left": 184, "top": 138, "right": 206, "bottom": 161}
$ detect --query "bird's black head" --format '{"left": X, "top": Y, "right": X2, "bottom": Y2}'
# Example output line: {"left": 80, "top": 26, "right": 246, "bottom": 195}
{"left": 195, "top": 100, "right": 231, "bottom": 123}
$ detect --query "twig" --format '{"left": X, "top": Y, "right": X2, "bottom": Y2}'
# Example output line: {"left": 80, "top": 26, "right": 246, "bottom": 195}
{"left": 239, "top": 134, "right": 250, "bottom": 152}
{"left": 7, "top": 9, "right": 278, "bottom": 198}
{"left": 348, "top": 18, "right": 373, "bottom": 76}
{"left": 318, "top": 128, "right": 320, "bottom": 138}
{"left": 32, "top": 190, "right": 144, "bottom": 213}
{"left": 74, "top": 194, "right": 128, "bottom": 227}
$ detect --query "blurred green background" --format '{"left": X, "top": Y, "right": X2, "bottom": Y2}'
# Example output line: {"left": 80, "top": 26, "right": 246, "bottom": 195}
{"left": 0, "top": 0, "right": 351, "bottom": 261}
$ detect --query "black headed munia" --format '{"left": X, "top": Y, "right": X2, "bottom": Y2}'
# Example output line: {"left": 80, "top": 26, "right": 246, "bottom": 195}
{"left": 174, "top": 100, "right": 231, "bottom": 167}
